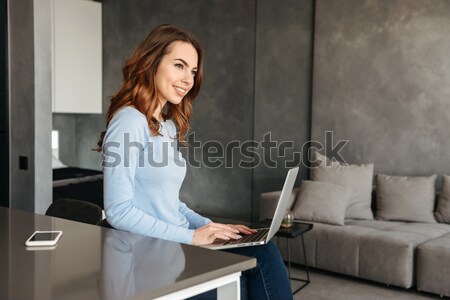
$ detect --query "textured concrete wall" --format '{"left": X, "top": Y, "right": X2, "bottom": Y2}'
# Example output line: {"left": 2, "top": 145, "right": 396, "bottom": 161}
{"left": 34, "top": 0, "right": 52, "bottom": 213}
{"left": 55, "top": 0, "right": 314, "bottom": 221}
{"left": 73, "top": 0, "right": 256, "bottom": 220}
{"left": 0, "top": 0, "right": 8, "bottom": 207}
{"left": 8, "top": 0, "right": 52, "bottom": 212}
{"left": 8, "top": 0, "right": 35, "bottom": 211}
{"left": 312, "top": 0, "right": 450, "bottom": 181}
{"left": 253, "top": 0, "right": 314, "bottom": 221}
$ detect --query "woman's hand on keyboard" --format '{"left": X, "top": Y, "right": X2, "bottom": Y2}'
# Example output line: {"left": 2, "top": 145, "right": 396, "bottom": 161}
{"left": 192, "top": 222, "right": 243, "bottom": 246}
{"left": 226, "top": 224, "right": 257, "bottom": 235}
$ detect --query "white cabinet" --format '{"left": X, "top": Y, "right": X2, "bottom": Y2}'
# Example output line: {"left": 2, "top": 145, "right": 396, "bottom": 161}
{"left": 51, "top": 0, "right": 102, "bottom": 114}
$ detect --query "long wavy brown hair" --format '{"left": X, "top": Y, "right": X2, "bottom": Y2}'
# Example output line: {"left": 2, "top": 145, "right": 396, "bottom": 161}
{"left": 95, "top": 24, "right": 204, "bottom": 151}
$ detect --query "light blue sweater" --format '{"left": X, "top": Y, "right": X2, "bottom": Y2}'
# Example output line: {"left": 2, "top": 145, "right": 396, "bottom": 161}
{"left": 103, "top": 107, "right": 211, "bottom": 244}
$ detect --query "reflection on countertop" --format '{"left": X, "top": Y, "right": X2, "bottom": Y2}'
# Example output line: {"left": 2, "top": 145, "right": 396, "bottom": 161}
{"left": 1, "top": 207, "right": 255, "bottom": 300}
{"left": 101, "top": 230, "right": 185, "bottom": 300}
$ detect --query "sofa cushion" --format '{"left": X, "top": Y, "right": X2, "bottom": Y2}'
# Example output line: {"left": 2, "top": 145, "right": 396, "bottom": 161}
{"left": 315, "top": 225, "right": 377, "bottom": 277}
{"left": 311, "top": 151, "right": 374, "bottom": 220}
{"left": 376, "top": 174, "right": 437, "bottom": 223}
{"left": 359, "top": 230, "right": 431, "bottom": 288}
{"left": 345, "top": 219, "right": 406, "bottom": 231}
{"left": 292, "top": 180, "right": 350, "bottom": 225}
{"left": 275, "top": 219, "right": 448, "bottom": 289}
{"left": 417, "top": 233, "right": 450, "bottom": 297}
{"left": 387, "top": 223, "right": 449, "bottom": 239}
{"left": 435, "top": 175, "right": 450, "bottom": 224}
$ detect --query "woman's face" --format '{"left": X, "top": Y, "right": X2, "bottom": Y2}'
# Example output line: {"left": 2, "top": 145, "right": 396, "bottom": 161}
{"left": 154, "top": 41, "right": 198, "bottom": 106}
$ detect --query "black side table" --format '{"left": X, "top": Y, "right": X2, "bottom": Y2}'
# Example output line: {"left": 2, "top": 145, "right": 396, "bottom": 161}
{"left": 275, "top": 221, "right": 314, "bottom": 294}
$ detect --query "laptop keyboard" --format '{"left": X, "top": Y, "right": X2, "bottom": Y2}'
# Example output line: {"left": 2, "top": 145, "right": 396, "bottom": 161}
{"left": 226, "top": 228, "right": 269, "bottom": 245}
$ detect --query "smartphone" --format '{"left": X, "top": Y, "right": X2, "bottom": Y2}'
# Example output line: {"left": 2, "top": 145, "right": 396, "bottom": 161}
{"left": 25, "top": 230, "right": 63, "bottom": 247}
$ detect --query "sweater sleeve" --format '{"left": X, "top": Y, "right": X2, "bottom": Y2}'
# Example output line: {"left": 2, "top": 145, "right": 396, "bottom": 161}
{"left": 178, "top": 201, "right": 212, "bottom": 229}
{"left": 103, "top": 112, "right": 194, "bottom": 244}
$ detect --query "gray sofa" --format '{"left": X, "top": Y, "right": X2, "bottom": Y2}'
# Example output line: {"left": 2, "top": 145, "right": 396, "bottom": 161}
{"left": 260, "top": 188, "right": 450, "bottom": 297}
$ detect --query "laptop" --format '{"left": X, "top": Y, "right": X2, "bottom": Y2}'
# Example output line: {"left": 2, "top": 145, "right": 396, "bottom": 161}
{"left": 203, "top": 167, "right": 299, "bottom": 250}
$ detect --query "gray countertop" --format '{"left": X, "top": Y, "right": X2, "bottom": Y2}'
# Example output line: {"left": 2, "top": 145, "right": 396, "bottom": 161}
{"left": 0, "top": 206, "right": 256, "bottom": 300}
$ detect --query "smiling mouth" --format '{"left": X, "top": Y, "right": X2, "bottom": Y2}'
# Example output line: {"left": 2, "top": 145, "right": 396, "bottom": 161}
{"left": 174, "top": 85, "right": 188, "bottom": 96}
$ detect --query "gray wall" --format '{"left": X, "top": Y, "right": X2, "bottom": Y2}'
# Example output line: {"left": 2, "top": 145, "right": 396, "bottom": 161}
{"left": 34, "top": 0, "right": 52, "bottom": 213}
{"left": 78, "top": 0, "right": 256, "bottom": 221}
{"left": 312, "top": 0, "right": 450, "bottom": 182}
{"left": 28, "top": 0, "right": 450, "bottom": 219}
{"left": 7, "top": 0, "right": 52, "bottom": 213}
{"left": 0, "top": 0, "right": 8, "bottom": 207}
{"left": 54, "top": 0, "right": 314, "bottom": 222}
{"left": 253, "top": 0, "right": 313, "bottom": 221}
{"left": 8, "top": 0, "right": 35, "bottom": 211}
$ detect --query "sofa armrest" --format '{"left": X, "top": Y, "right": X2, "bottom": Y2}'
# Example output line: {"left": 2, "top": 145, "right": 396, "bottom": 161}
{"left": 259, "top": 187, "right": 301, "bottom": 221}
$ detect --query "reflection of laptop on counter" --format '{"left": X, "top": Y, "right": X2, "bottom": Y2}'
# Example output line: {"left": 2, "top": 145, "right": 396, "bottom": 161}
{"left": 203, "top": 167, "right": 299, "bottom": 250}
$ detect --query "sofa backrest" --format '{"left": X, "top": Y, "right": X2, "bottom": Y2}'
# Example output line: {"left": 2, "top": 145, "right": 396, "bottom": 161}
{"left": 370, "top": 188, "right": 441, "bottom": 214}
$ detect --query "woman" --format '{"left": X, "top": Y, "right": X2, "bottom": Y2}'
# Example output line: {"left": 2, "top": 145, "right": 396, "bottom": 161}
{"left": 98, "top": 24, "right": 293, "bottom": 300}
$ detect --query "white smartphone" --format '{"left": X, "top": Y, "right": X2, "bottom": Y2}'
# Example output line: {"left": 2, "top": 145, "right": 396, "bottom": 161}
{"left": 25, "top": 230, "right": 63, "bottom": 247}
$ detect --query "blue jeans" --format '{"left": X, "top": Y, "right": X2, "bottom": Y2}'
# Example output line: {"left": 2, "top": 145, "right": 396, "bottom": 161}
{"left": 189, "top": 241, "right": 293, "bottom": 300}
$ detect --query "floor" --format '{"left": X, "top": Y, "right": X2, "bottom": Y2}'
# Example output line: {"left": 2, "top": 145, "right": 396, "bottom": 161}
{"left": 290, "top": 266, "right": 445, "bottom": 300}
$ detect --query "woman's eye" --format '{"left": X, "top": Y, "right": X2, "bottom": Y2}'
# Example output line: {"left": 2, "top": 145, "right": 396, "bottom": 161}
{"left": 192, "top": 71, "right": 197, "bottom": 77}
{"left": 175, "top": 63, "right": 183, "bottom": 69}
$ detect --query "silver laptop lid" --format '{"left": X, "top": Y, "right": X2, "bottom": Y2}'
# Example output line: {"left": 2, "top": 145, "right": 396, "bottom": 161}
{"left": 265, "top": 167, "right": 299, "bottom": 242}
